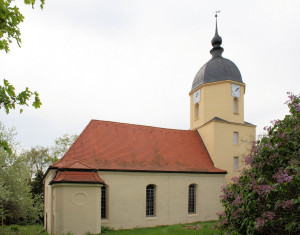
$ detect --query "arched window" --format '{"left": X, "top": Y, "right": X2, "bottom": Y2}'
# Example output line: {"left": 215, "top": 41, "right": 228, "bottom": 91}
{"left": 146, "top": 184, "right": 156, "bottom": 217}
{"left": 233, "top": 98, "right": 238, "bottom": 114}
{"left": 101, "top": 185, "right": 107, "bottom": 219}
{"left": 195, "top": 103, "right": 200, "bottom": 119}
{"left": 188, "top": 184, "right": 196, "bottom": 214}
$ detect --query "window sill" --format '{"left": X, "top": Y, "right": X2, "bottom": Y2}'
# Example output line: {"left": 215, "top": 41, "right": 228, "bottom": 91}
{"left": 233, "top": 112, "right": 239, "bottom": 115}
{"left": 145, "top": 216, "right": 158, "bottom": 221}
{"left": 188, "top": 213, "right": 198, "bottom": 217}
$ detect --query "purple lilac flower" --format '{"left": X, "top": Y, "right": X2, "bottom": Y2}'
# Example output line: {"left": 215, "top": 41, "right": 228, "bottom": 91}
{"left": 256, "top": 217, "right": 265, "bottom": 231}
{"left": 245, "top": 154, "right": 254, "bottom": 165}
{"left": 273, "top": 170, "right": 293, "bottom": 183}
{"left": 263, "top": 211, "right": 275, "bottom": 220}
{"left": 255, "top": 185, "right": 275, "bottom": 196}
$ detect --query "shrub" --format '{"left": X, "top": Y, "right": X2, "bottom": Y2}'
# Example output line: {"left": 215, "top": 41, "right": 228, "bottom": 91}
{"left": 216, "top": 92, "right": 300, "bottom": 235}
{"left": 10, "top": 225, "right": 19, "bottom": 231}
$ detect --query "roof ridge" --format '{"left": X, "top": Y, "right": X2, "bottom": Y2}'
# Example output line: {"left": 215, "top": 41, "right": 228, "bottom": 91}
{"left": 90, "top": 119, "right": 193, "bottom": 132}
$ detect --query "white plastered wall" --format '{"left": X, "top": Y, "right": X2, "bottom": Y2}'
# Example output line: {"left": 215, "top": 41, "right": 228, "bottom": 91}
{"left": 52, "top": 183, "right": 102, "bottom": 235}
{"left": 100, "top": 171, "right": 225, "bottom": 230}
{"left": 43, "top": 169, "right": 56, "bottom": 234}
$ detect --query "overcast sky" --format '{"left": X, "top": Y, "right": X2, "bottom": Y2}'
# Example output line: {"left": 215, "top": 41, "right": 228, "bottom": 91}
{"left": 1, "top": 0, "right": 299, "bottom": 150}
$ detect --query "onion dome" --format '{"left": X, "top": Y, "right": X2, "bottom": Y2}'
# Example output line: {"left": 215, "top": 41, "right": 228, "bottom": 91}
{"left": 191, "top": 15, "right": 243, "bottom": 91}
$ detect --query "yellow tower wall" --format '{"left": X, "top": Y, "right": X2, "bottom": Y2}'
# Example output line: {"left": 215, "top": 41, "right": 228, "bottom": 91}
{"left": 190, "top": 79, "right": 255, "bottom": 184}
{"left": 190, "top": 81, "right": 245, "bottom": 129}
{"left": 198, "top": 120, "right": 255, "bottom": 184}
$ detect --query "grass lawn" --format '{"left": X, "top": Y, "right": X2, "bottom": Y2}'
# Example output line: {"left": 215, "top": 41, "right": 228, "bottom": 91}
{"left": 102, "top": 221, "right": 220, "bottom": 235}
{"left": 0, "top": 221, "right": 221, "bottom": 235}
{"left": 0, "top": 224, "right": 47, "bottom": 235}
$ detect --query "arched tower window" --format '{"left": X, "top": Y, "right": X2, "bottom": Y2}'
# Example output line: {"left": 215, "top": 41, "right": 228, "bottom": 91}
{"left": 188, "top": 184, "right": 196, "bottom": 214}
{"left": 146, "top": 184, "right": 156, "bottom": 217}
{"left": 233, "top": 98, "right": 238, "bottom": 114}
{"left": 101, "top": 185, "right": 107, "bottom": 219}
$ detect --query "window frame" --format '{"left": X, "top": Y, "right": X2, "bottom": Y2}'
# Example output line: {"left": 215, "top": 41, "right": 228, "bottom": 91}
{"left": 188, "top": 184, "right": 196, "bottom": 214}
{"left": 146, "top": 184, "right": 156, "bottom": 217}
{"left": 101, "top": 185, "right": 107, "bottom": 219}
{"left": 234, "top": 132, "right": 239, "bottom": 145}
{"left": 195, "top": 103, "right": 200, "bottom": 119}
{"left": 233, "top": 97, "right": 238, "bottom": 114}
{"left": 234, "top": 157, "right": 239, "bottom": 171}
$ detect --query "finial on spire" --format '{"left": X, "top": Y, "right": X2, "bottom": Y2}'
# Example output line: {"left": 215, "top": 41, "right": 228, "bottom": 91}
{"left": 214, "top": 10, "right": 220, "bottom": 35}
{"left": 210, "top": 10, "right": 224, "bottom": 57}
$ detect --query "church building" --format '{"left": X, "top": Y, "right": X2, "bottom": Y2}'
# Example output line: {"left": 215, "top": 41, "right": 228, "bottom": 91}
{"left": 44, "top": 17, "right": 255, "bottom": 235}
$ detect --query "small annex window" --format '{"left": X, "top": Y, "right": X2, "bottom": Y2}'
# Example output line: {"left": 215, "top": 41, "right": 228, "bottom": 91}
{"left": 101, "top": 185, "right": 107, "bottom": 219}
{"left": 188, "top": 184, "right": 196, "bottom": 214}
{"left": 234, "top": 157, "right": 239, "bottom": 171}
{"left": 146, "top": 184, "right": 156, "bottom": 217}
{"left": 234, "top": 132, "right": 239, "bottom": 144}
{"left": 233, "top": 98, "right": 238, "bottom": 114}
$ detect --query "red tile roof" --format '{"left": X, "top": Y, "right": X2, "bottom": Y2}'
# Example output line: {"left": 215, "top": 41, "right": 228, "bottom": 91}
{"left": 50, "top": 171, "right": 104, "bottom": 184}
{"left": 51, "top": 120, "right": 226, "bottom": 173}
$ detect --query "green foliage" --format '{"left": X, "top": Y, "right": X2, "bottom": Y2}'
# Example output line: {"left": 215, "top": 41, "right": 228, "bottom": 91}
{"left": 0, "top": 122, "right": 43, "bottom": 225}
{"left": 0, "top": 79, "right": 41, "bottom": 114}
{"left": 18, "top": 134, "right": 77, "bottom": 225}
{"left": 30, "top": 170, "right": 44, "bottom": 196}
{"left": 0, "top": 224, "right": 48, "bottom": 235}
{"left": 0, "top": 0, "right": 44, "bottom": 154}
{"left": 0, "top": 0, "right": 45, "bottom": 53}
{"left": 216, "top": 93, "right": 300, "bottom": 235}
{"left": 51, "top": 133, "right": 78, "bottom": 162}
{"left": 0, "top": 73, "right": 42, "bottom": 155}
{"left": 24, "top": 146, "right": 50, "bottom": 178}
{"left": 10, "top": 225, "right": 19, "bottom": 231}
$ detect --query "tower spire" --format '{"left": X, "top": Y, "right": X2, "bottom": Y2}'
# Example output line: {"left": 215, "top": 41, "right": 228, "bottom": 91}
{"left": 215, "top": 12, "right": 219, "bottom": 35}
{"left": 210, "top": 11, "right": 224, "bottom": 57}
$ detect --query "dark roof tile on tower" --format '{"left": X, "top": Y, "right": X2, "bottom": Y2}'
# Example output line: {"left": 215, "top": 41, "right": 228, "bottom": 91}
{"left": 191, "top": 14, "right": 243, "bottom": 91}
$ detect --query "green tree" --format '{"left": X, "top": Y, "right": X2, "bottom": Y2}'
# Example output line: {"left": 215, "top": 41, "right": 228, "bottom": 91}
{"left": 24, "top": 146, "right": 50, "bottom": 178}
{"left": 51, "top": 134, "right": 78, "bottom": 162}
{"left": 23, "top": 134, "right": 77, "bottom": 204}
{"left": 216, "top": 93, "right": 300, "bottom": 234}
{"left": 30, "top": 169, "right": 44, "bottom": 198}
{"left": 0, "top": 122, "right": 43, "bottom": 225}
{"left": 0, "top": 0, "right": 45, "bottom": 53}
{"left": 0, "top": 0, "right": 44, "bottom": 153}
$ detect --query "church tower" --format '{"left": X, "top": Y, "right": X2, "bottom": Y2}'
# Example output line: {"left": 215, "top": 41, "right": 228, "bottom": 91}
{"left": 190, "top": 15, "right": 256, "bottom": 183}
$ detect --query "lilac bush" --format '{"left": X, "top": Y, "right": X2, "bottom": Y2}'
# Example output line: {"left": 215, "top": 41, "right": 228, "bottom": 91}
{"left": 216, "top": 93, "right": 300, "bottom": 235}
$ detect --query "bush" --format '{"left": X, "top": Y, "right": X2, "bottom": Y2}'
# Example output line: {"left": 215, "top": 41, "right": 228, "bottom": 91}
{"left": 10, "top": 225, "right": 19, "bottom": 231}
{"left": 216, "top": 92, "right": 300, "bottom": 235}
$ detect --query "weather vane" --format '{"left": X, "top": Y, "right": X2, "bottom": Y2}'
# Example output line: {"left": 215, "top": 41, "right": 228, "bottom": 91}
{"left": 215, "top": 10, "right": 221, "bottom": 18}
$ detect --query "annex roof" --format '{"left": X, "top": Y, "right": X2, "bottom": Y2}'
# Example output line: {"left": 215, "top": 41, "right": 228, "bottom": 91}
{"left": 51, "top": 120, "right": 226, "bottom": 173}
{"left": 50, "top": 171, "right": 104, "bottom": 185}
